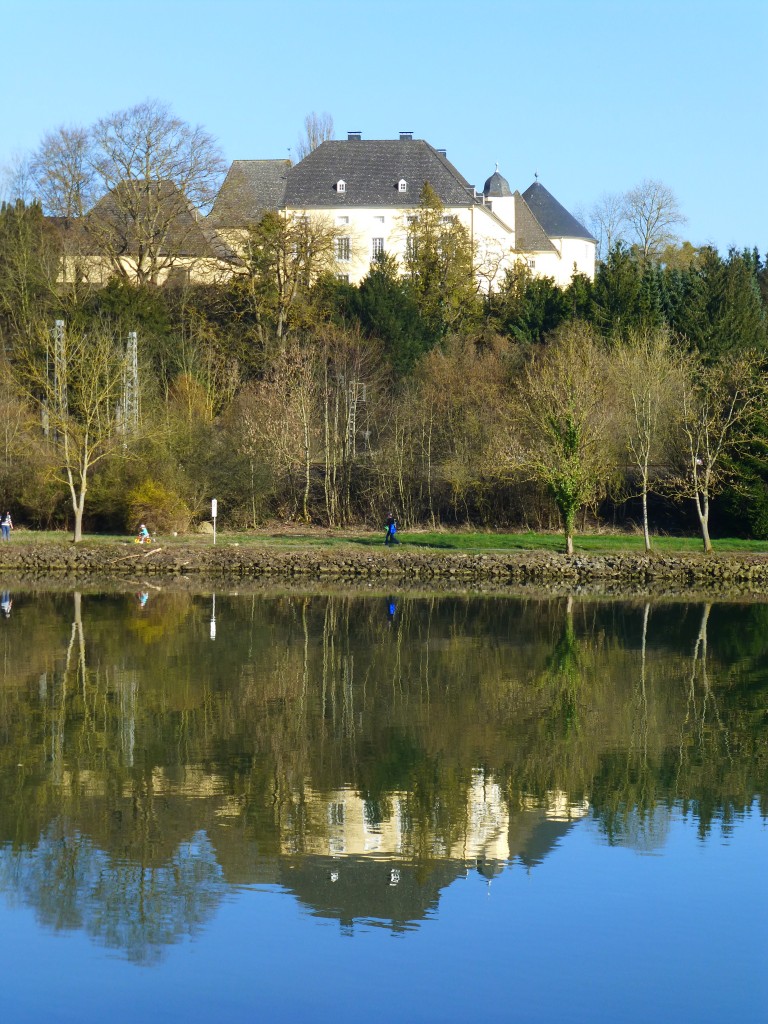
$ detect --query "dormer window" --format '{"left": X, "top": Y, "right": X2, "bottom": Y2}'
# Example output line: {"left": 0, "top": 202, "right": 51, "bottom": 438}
{"left": 336, "top": 179, "right": 346, "bottom": 193}
{"left": 398, "top": 179, "right": 407, "bottom": 193}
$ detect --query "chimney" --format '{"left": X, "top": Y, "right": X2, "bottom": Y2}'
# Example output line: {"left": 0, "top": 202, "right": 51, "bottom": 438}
{"left": 436, "top": 148, "right": 446, "bottom": 156}
{"left": 399, "top": 131, "right": 413, "bottom": 141}
{"left": 347, "top": 131, "right": 362, "bottom": 141}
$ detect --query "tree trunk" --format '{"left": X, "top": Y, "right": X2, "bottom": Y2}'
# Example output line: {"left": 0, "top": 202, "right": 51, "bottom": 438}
{"left": 642, "top": 483, "right": 651, "bottom": 553}
{"left": 695, "top": 493, "right": 712, "bottom": 553}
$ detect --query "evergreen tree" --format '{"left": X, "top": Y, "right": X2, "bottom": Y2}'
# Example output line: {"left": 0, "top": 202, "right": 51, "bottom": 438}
{"left": 489, "top": 264, "right": 569, "bottom": 344}
{"left": 0, "top": 200, "right": 59, "bottom": 346}
{"left": 590, "top": 243, "right": 644, "bottom": 337}
{"left": 355, "top": 253, "right": 434, "bottom": 374}
{"left": 404, "top": 183, "right": 480, "bottom": 339}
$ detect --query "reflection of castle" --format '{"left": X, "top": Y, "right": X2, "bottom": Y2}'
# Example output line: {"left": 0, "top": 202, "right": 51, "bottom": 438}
{"left": 264, "top": 773, "right": 589, "bottom": 930}
{"left": 39, "top": 762, "right": 589, "bottom": 935}
{"left": 289, "top": 772, "right": 588, "bottom": 865}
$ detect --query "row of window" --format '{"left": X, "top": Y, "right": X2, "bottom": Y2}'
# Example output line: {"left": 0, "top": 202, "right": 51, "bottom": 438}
{"left": 336, "top": 179, "right": 408, "bottom": 194}
{"left": 336, "top": 237, "right": 384, "bottom": 261}
{"left": 336, "top": 214, "right": 454, "bottom": 227}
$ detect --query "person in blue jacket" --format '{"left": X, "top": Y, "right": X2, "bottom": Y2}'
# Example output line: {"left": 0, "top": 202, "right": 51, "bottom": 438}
{"left": 384, "top": 512, "right": 398, "bottom": 545}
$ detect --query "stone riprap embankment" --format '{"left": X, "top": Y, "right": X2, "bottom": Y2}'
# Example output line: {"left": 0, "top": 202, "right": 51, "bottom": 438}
{"left": 2, "top": 541, "right": 768, "bottom": 594}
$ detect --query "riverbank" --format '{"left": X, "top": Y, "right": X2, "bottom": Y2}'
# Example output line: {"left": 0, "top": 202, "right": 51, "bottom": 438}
{"left": 2, "top": 537, "right": 768, "bottom": 594}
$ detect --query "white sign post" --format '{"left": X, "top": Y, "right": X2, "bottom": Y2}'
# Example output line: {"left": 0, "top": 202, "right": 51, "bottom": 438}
{"left": 211, "top": 498, "right": 218, "bottom": 545}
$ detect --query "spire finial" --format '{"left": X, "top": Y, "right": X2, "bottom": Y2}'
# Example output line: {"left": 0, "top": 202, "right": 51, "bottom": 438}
{"left": 495, "top": 161, "right": 499, "bottom": 173}
{"left": 535, "top": 170, "right": 539, "bottom": 182}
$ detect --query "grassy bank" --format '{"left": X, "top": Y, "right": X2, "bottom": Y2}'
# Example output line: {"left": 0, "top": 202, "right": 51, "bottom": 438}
{"left": 8, "top": 527, "right": 768, "bottom": 556}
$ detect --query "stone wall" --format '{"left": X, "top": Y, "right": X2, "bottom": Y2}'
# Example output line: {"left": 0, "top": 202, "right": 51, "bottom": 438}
{"left": 2, "top": 542, "right": 768, "bottom": 594}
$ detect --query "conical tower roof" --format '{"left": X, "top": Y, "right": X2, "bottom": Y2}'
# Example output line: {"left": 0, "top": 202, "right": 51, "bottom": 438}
{"left": 521, "top": 181, "right": 594, "bottom": 240}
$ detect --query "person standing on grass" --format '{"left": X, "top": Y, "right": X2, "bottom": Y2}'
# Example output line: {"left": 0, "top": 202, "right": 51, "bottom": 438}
{"left": 384, "top": 512, "right": 397, "bottom": 545}
{"left": 1, "top": 511, "right": 12, "bottom": 541}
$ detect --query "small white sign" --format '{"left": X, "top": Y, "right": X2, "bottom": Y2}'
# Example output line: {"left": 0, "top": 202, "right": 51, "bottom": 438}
{"left": 211, "top": 498, "right": 218, "bottom": 519}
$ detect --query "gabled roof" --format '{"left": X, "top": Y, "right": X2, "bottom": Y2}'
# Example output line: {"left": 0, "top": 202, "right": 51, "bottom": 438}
{"left": 284, "top": 138, "right": 479, "bottom": 209}
{"left": 208, "top": 159, "right": 290, "bottom": 227}
{"left": 86, "top": 179, "right": 238, "bottom": 260}
{"left": 512, "top": 192, "right": 557, "bottom": 253}
{"left": 521, "top": 181, "right": 594, "bottom": 240}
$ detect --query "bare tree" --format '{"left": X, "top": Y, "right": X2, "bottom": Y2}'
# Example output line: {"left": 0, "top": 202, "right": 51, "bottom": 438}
{"left": 508, "top": 322, "right": 618, "bottom": 554}
{"left": 623, "top": 178, "right": 686, "bottom": 262}
{"left": 672, "top": 351, "right": 765, "bottom": 552}
{"left": 30, "top": 125, "right": 96, "bottom": 218}
{"left": 0, "top": 151, "right": 36, "bottom": 205}
{"left": 612, "top": 328, "right": 683, "bottom": 551}
{"left": 588, "top": 191, "right": 627, "bottom": 262}
{"left": 238, "top": 339, "right": 322, "bottom": 521}
{"left": 294, "top": 111, "right": 334, "bottom": 162}
{"left": 85, "top": 99, "right": 227, "bottom": 284}
{"left": 13, "top": 321, "right": 136, "bottom": 541}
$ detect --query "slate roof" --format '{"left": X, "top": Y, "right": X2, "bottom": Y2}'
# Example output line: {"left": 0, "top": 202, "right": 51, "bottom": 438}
{"left": 521, "top": 181, "right": 594, "bottom": 240}
{"left": 512, "top": 192, "right": 557, "bottom": 253}
{"left": 483, "top": 169, "right": 512, "bottom": 198}
{"left": 85, "top": 180, "right": 238, "bottom": 260}
{"left": 284, "top": 138, "right": 479, "bottom": 209}
{"left": 207, "top": 159, "right": 290, "bottom": 227}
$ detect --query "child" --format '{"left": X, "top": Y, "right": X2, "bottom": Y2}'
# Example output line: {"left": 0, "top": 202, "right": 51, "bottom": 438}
{"left": 137, "top": 524, "right": 151, "bottom": 544}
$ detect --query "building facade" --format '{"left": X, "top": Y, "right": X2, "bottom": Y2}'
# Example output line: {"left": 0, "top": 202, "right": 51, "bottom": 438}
{"left": 208, "top": 132, "right": 596, "bottom": 290}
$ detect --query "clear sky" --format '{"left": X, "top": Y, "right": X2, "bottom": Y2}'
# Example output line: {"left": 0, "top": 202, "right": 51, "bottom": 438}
{"left": 1, "top": 0, "right": 765, "bottom": 253}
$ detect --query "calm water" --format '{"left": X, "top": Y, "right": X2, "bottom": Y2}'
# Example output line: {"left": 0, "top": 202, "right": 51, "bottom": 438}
{"left": 0, "top": 587, "right": 765, "bottom": 1023}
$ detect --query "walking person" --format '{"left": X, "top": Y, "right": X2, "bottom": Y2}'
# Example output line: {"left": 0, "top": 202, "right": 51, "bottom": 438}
{"left": 1, "top": 511, "right": 12, "bottom": 542}
{"left": 384, "top": 512, "right": 398, "bottom": 546}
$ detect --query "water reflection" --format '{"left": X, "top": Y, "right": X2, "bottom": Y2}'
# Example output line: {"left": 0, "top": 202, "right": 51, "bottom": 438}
{"left": 0, "top": 588, "right": 765, "bottom": 960}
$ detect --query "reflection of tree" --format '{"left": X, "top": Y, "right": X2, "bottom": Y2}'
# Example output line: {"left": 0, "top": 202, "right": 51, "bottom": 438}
{"left": 0, "top": 590, "right": 766, "bottom": 949}
{"left": 0, "top": 824, "right": 223, "bottom": 964}
{"left": 541, "top": 596, "right": 583, "bottom": 738}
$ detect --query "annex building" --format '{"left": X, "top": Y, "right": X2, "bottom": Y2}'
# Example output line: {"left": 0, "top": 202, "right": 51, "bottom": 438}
{"left": 208, "top": 131, "right": 596, "bottom": 290}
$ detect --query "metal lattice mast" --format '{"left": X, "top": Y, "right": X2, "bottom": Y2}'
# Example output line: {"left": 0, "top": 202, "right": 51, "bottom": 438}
{"left": 122, "top": 330, "right": 139, "bottom": 433}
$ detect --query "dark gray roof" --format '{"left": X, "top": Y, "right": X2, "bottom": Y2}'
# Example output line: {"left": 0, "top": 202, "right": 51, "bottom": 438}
{"left": 208, "top": 159, "right": 289, "bottom": 226}
{"left": 284, "top": 139, "right": 478, "bottom": 208}
{"left": 84, "top": 180, "right": 238, "bottom": 261}
{"left": 483, "top": 169, "right": 512, "bottom": 198}
{"left": 513, "top": 192, "right": 557, "bottom": 253}
{"left": 521, "top": 181, "right": 594, "bottom": 240}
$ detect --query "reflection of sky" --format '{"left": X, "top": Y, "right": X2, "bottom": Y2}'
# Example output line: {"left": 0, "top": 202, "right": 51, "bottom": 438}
{"left": 0, "top": 807, "right": 765, "bottom": 1024}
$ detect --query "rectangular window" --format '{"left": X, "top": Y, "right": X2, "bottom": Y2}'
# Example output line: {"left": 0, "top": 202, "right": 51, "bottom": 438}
{"left": 525, "top": 257, "right": 536, "bottom": 269}
{"left": 337, "top": 215, "right": 349, "bottom": 225}
{"left": 328, "top": 802, "right": 346, "bottom": 826}
{"left": 374, "top": 215, "right": 385, "bottom": 225}
{"left": 372, "top": 237, "right": 384, "bottom": 258}
{"left": 337, "top": 236, "right": 350, "bottom": 261}
{"left": 337, "top": 273, "right": 349, "bottom": 283}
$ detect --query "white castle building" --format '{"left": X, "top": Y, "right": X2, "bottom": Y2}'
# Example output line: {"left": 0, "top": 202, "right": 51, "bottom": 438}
{"left": 208, "top": 131, "right": 596, "bottom": 290}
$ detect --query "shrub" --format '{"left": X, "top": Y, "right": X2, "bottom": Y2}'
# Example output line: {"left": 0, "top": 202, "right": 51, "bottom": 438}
{"left": 126, "top": 480, "right": 192, "bottom": 534}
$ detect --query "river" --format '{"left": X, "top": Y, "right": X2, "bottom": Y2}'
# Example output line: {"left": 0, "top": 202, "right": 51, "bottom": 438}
{"left": 0, "top": 587, "right": 765, "bottom": 1022}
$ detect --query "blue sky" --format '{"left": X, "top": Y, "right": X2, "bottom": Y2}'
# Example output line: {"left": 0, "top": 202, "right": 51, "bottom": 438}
{"left": 1, "top": 0, "right": 765, "bottom": 253}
